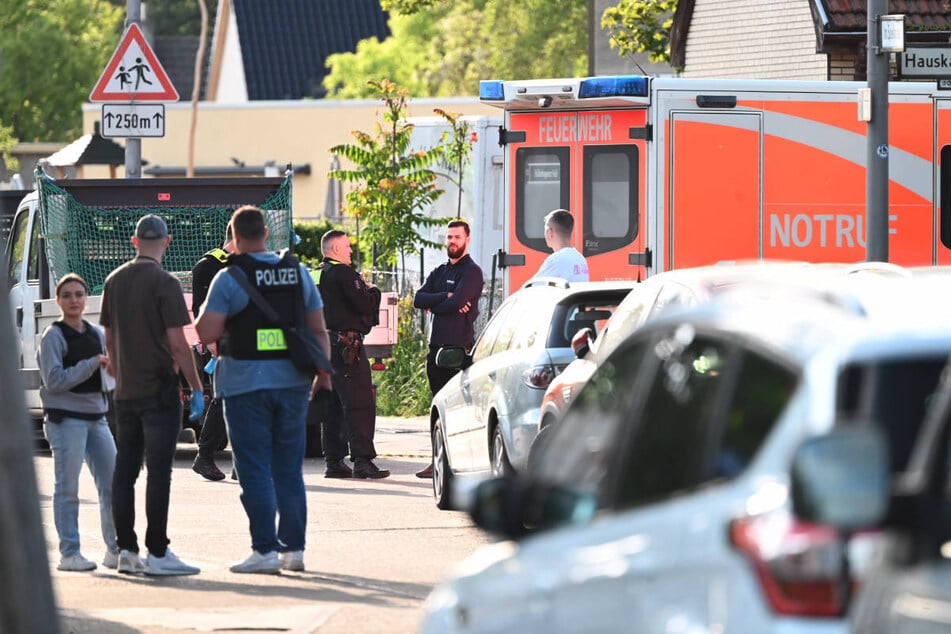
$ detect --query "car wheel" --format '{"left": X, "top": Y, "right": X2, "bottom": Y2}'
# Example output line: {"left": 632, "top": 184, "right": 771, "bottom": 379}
{"left": 526, "top": 422, "right": 553, "bottom": 474}
{"left": 491, "top": 425, "right": 513, "bottom": 478}
{"left": 433, "top": 418, "right": 453, "bottom": 510}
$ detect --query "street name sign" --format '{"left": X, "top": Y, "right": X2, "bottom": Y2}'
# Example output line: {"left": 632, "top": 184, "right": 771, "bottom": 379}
{"left": 900, "top": 46, "right": 951, "bottom": 79}
{"left": 100, "top": 104, "right": 165, "bottom": 138}
{"left": 90, "top": 23, "right": 179, "bottom": 102}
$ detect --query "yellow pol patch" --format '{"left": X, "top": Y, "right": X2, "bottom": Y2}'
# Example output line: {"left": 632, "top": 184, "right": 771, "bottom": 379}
{"left": 257, "top": 328, "right": 288, "bottom": 351}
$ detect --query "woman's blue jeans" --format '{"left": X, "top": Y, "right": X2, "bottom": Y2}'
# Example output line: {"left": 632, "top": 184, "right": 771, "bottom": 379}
{"left": 44, "top": 416, "right": 118, "bottom": 557}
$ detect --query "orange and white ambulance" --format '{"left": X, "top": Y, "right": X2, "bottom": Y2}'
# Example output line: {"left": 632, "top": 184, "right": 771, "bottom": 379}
{"left": 479, "top": 75, "right": 951, "bottom": 291}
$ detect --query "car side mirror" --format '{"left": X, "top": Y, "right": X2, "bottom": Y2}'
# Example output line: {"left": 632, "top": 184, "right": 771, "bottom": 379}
{"left": 469, "top": 476, "right": 598, "bottom": 541}
{"left": 570, "top": 327, "right": 593, "bottom": 358}
{"left": 790, "top": 426, "right": 890, "bottom": 530}
{"left": 435, "top": 346, "right": 470, "bottom": 369}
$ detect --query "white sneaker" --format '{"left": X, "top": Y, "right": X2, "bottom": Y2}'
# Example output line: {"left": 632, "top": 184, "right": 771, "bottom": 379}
{"left": 102, "top": 549, "right": 119, "bottom": 570}
{"left": 117, "top": 550, "right": 146, "bottom": 575}
{"left": 57, "top": 553, "right": 97, "bottom": 572}
{"left": 230, "top": 550, "right": 281, "bottom": 574}
{"left": 145, "top": 550, "right": 200, "bottom": 576}
{"left": 281, "top": 550, "right": 304, "bottom": 571}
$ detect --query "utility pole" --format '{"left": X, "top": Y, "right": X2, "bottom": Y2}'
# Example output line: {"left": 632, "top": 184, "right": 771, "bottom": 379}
{"left": 125, "top": 0, "right": 143, "bottom": 178}
{"left": 865, "top": 0, "right": 891, "bottom": 262}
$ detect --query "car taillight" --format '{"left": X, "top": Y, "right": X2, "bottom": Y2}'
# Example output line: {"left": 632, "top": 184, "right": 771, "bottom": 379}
{"left": 522, "top": 364, "right": 567, "bottom": 389}
{"left": 729, "top": 510, "right": 878, "bottom": 618}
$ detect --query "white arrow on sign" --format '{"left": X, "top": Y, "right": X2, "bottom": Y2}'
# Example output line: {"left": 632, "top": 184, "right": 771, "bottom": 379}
{"left": 101, "top": 104, "right": 166, "bottom": 138}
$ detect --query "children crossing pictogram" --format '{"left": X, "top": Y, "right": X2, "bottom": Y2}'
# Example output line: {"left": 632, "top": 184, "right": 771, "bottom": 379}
{"left": 90, "top": 23, "right": 179, "bottom": 102}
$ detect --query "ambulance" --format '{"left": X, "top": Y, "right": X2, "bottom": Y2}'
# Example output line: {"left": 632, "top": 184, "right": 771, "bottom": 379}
{"left": 479, "top": 75, "right": 951, "bottom": 291}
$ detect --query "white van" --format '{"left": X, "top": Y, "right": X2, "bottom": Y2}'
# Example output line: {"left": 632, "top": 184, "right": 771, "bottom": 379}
{"left": 418, "top": 275, "right": 951, "bottom": 634}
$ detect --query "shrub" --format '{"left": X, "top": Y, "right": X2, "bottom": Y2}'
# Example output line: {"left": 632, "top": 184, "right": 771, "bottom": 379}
{"left": 374, "top": 296, "right": 431, "bottom": 416}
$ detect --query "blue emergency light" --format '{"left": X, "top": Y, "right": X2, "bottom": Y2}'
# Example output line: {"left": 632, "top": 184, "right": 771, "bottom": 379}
{"left": 578, "top": 75, "right": 648, "bottom": 98}
{"left": 480, "top": 80, "right": 505, "bottom": 100}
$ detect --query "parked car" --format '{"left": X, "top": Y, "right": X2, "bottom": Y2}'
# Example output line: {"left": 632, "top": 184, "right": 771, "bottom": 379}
{"left": 418, "top": 274, "right": 951, "bottom": 634}
{"left": 428, "top": 278, "right": 634, "bottom": 509}
{"left": 532, "top": 261, "right": 881, "bottom": 465}
{"left": 790, "top": 356, "right": 951, "bottom": 633}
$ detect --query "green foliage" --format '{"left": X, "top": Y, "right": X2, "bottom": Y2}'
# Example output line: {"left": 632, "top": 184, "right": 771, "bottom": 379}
{"left": 325, "top": 0, "right": 587, "bottom": 99}
{"left": 323, "top": 14, "right": 439, "bottom": 99}
{"left": 0, "top": 0, "right": 124, "bottom": 142}
{"left": 381, "top": 0, "right": 442, "bottom": 13}
{"left": 293, "top": 219, "right": 339, "bottom": 267}
{"left": 433, "top": 108, "right": 475, "bottom": 219}
{"left": 0, "top": 119, "right": 18, "bottom": 170}
{"left": 329, "top": 80, "right": 447, "bottom": 273}
{"left": 375, "top": 296, "right": 431, "bottom": 416}
{"left": 601, "top": 0, "right": 678, "bottom": 65}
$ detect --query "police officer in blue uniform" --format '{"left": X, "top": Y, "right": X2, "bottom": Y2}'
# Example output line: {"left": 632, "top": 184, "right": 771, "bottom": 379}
{"left": 196, "top": 205, "right": 331, "bottom": 574}
{"left": 313, "top": 229, "right": 388, "bottom": 479}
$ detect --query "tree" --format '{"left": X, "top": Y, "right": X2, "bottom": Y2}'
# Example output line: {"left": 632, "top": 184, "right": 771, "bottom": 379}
{"left": 329, "top": 80, "right": 447, "bottom": 289}
{"left": 0, "top": 119, "right": 18, "bottom": 171}
{"left": 0, "top": 0, "right": 123, "bottom": 142}
{"left": 324, "top": 0, "right": 587, "bottom": 99}
{"left": 601, "top": 0, "right": 678, "bottom": 64}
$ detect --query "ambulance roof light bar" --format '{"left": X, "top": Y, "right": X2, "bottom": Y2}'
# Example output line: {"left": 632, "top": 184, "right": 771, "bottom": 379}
{"left": 480, "top": 75, "right": 649, "bottom": 102}
{"left": 578, "top": 75, "right": 648, "bottom": 98}
{"left": 480, "top": 81, "right": 505, "bottom": 100}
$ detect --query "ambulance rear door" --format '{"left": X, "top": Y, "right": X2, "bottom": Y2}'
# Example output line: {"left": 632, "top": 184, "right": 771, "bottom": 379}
{"left": 503, "top": 108, "right": 647, "bottom": 291}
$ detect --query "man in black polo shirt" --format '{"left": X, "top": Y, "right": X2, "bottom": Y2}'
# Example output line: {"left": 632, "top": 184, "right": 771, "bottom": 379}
{"left": 412, "top": 219, "right": 484, "bottom": 478}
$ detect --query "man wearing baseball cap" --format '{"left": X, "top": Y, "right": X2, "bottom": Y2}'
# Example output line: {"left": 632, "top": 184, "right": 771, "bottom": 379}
{"left": 100, "top": 214, "right": 204, "bottom": 576}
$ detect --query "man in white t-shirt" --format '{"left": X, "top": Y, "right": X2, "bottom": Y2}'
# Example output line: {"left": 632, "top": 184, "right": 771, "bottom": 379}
{"left": 531, "top": 208, "right": 590, "bottom": 282}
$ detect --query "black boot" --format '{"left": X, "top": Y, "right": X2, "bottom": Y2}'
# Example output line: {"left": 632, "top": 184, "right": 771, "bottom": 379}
{"left": 324, "top": 458, "right": 353, "bottom": 479}
{"left": 192, "top": 455, "right": 226, "bottom": 481}
{"left": 353, "top": 458, "right": 390, "bottom": 479}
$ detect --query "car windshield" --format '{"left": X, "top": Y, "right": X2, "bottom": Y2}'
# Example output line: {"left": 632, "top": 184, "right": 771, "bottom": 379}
{"left": 530, "top": 334, "right": 651, "bottom": 499}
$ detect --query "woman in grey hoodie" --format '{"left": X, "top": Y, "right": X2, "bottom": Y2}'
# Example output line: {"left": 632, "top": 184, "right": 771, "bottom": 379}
{"left": 37, "top": 273, "right": 118, "bottom": 572}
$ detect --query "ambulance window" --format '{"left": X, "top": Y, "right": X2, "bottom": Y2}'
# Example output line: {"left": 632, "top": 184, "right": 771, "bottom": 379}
{"left": 582, "top": 145, "right": 638, "bottom": 257}
{"left": 515, "top": 147, "right": 570, "bottom": 253}
{"left": 941, "top": 145, "right": 951, "bottom": 249}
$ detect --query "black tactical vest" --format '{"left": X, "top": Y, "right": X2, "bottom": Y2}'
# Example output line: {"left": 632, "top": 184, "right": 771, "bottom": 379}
{"left": 52, "top": 320, "right": 103, "bottom": 393}
{"left": 219, "top": 252, "right": 303, "bottom": 361}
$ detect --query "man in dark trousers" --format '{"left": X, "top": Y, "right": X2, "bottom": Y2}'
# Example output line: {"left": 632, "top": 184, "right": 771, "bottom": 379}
{"left": 190, "top": 227, "right": 233, "bottom": 481}
{"left": 412, "top": 219, "right": 484, "bottom": 478}
{"left": 313, "top": 229, "right": 388, "bottom": 479}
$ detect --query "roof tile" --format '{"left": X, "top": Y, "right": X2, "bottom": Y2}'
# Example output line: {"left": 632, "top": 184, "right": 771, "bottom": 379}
{"left": 820, "top": 0, "right": 951, "bottom": 32}
{"left": 232, "top": 0, "right": 389, "bottom": 100}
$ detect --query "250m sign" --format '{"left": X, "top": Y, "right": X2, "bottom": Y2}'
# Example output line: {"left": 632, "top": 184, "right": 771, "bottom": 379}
{"left": 100, "top": 104, "right": 165, "bottom": 138}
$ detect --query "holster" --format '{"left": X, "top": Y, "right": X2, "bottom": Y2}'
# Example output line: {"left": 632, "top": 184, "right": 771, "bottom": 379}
{"left": 335, "top": 332, "right": 362, "bottom": 366}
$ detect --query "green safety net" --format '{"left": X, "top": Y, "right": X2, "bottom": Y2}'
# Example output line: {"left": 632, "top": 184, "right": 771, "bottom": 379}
{"left": 36, "top": 172, "right": 293, "bottom": 294}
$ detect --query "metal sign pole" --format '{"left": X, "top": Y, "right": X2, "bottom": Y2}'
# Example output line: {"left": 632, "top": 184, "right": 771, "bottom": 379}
{"left": 866, "top": 0, "right": 889, "bottom": 262}
{"left": 124, "top": 0, "right": 142, "bottom": 178}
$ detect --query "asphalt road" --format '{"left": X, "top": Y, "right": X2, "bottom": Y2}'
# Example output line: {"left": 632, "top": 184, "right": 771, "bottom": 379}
{"left": 35, "top": 416, "right": 490, "bottom": 634}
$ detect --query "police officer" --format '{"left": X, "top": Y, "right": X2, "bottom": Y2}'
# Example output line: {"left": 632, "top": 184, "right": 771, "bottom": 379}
{"left": 313, "top": 229, "right": 388, "bottom": 479}
{"left": 195, "top": 205, "right": 330, "bottom": 573}
{"left": 190, "top": 227, "right": 233, "bottom": 481}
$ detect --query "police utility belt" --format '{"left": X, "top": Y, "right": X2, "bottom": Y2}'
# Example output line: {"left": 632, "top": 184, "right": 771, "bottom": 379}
{"left": 330, "top": 330, "right": 363, "bottom": 366}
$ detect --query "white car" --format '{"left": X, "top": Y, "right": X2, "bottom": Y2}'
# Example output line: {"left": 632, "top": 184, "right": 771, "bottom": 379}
{"left": 418, "top": 274, "right": 951, "bottom": 634}
{"left": 428, "top": 279, "right": 634, "bottom": 509}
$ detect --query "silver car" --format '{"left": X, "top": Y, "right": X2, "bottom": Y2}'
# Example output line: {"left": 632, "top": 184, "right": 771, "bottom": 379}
{"left": 428, "top": 279, "right": 634, "bottom": 509}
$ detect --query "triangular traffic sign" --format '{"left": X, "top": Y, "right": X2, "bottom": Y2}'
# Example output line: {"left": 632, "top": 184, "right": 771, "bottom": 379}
{"left": 90, "top": 23, "right": 180, "bottom": 102}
